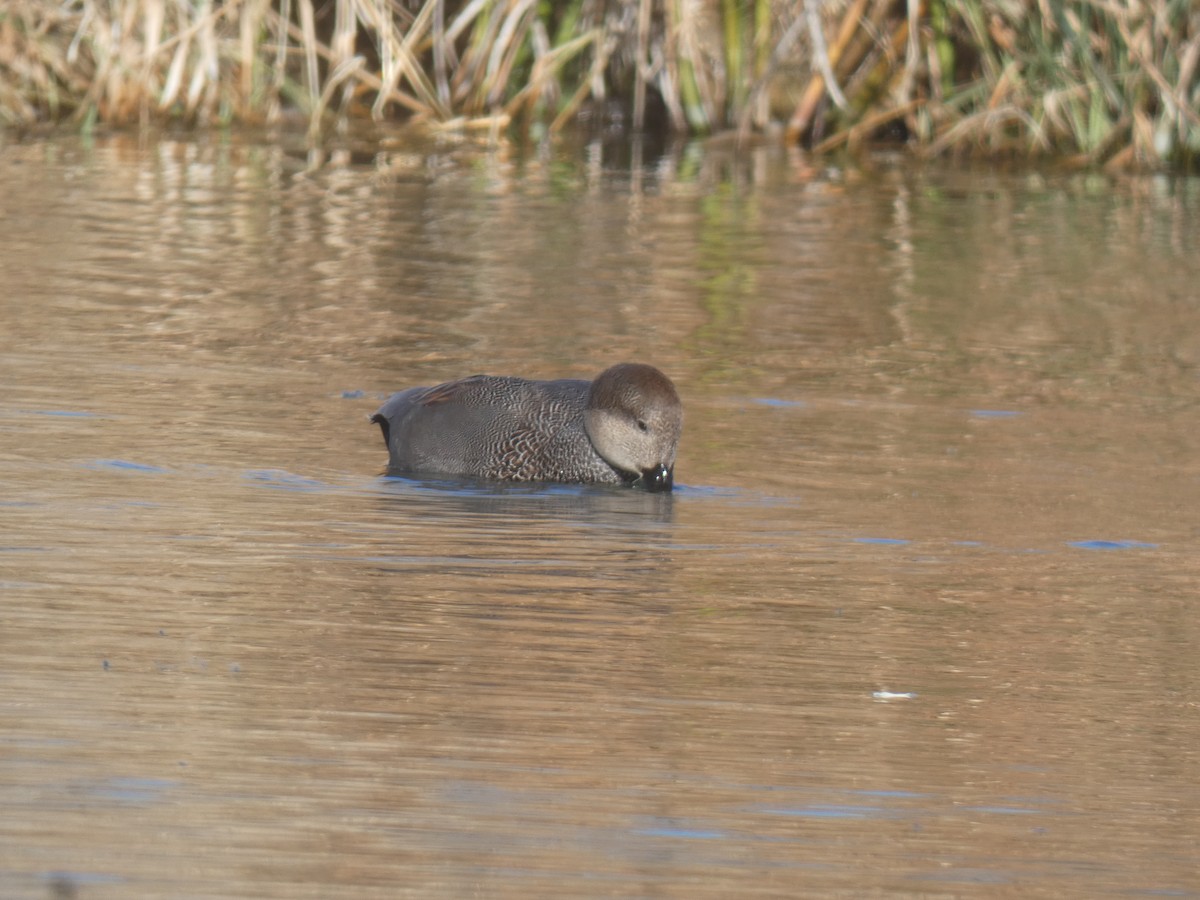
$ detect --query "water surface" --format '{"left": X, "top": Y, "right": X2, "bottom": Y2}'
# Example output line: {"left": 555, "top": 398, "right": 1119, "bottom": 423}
{"left": 2, "top": 132, "right": 1199, "bottom": 898}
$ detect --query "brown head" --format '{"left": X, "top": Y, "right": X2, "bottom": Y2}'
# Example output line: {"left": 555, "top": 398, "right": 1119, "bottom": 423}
{"left": 583, "top": 363, "right": 683, "bottom": 491}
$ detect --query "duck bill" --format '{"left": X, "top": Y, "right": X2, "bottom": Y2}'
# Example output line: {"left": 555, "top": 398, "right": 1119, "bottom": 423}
{"left": 637, "top": 463, "right": 673, "bottom": 492}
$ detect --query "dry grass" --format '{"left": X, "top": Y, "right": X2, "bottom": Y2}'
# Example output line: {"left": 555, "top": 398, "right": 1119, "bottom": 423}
{"left": 0, "top": 0, "right": 1196, "bottom": 169}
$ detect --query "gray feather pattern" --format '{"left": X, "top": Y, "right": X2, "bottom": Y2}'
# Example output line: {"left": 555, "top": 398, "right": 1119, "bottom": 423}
{"left": 373, "top": 375, "right": 622, "bottom": 483}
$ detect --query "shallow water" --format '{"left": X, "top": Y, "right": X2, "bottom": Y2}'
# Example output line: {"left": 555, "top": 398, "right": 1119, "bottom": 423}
{"left": 2, "top": 131, "right": 1199, "bottom": 898}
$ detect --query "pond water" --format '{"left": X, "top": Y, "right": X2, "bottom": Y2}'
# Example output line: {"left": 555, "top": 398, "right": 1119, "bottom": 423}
{"left": 2, "top": 130, "right": 1199, "bottom": 898}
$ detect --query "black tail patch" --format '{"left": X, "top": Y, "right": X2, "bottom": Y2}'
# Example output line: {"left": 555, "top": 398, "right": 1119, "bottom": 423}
{"left": 370, "top": 413, "right": 390, "bottom": 448}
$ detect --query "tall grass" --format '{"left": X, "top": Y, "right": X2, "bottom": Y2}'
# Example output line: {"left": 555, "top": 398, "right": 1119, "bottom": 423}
{"left": 1, "top": 0, "right": 1196, "bottom": 169}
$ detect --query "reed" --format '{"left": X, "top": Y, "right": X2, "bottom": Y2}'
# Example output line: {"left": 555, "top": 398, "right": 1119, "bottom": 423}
{"left": 0, "top": 0, "right": 1196, "bottom": 169}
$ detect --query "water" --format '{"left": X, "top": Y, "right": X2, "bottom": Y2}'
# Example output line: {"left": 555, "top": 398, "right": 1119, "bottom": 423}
{"left": 2, "top": 131, "right": 1199, "bottom": 898}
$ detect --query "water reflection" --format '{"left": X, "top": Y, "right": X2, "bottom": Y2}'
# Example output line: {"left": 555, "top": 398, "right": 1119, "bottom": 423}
{"left": 375, "top": 475, "right": 675, "bottom": 526}
{"left": 366, "top": 479, "right": 677, "bottom": 605}
{"left": 2, "top": 132, "right": 1200, "bottom": 898}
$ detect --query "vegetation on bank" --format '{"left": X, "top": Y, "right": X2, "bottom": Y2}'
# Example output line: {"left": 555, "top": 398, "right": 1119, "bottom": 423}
{"left": 1, "top": 0, "right": 1197, "bottom": 169}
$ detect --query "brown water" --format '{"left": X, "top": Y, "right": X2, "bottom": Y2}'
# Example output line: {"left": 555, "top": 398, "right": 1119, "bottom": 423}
{"left": 2, "top": 131, "right": 1199, "bottom": 898}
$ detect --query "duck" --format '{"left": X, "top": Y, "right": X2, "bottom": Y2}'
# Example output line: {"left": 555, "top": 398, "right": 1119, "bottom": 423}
{"left": 371, "top": 363, "right": 682, "bottom": 491}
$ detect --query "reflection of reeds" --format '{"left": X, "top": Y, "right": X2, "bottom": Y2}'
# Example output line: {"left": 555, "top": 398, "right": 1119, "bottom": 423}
{"left": 1, "top": 1, "right": 1196, "bottom": 168}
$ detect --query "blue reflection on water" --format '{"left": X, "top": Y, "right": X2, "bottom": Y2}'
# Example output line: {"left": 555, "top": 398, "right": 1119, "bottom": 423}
{"left": 753, "top": 398, "right": 807, "bottom": 409}
{"left": 87, "top": 459, "right": 172, "bottom": 474}
{"left": 1068, "top": 540, "right": 1157, "bottom": 550}
{"left": 243, "top": 469, "right": 328, "bottom": 491}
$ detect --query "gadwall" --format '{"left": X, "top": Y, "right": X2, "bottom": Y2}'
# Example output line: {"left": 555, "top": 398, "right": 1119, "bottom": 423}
{"left": 371, "top": 363, "right": 683, "bottom": 491}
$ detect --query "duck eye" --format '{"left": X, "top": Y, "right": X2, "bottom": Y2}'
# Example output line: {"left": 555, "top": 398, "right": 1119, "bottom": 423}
{"left": 636, "top": 419, "right": 649, "bottom": 433}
